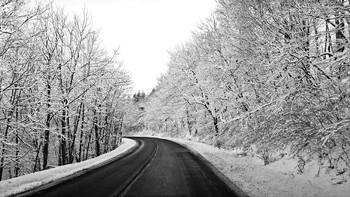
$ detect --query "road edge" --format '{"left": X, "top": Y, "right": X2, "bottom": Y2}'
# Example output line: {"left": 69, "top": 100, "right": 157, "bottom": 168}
{"left": 173, "top": 140, "right": 249, "bottom": 197}
{"left": 6, "top": 139, "right": 139, "bottom": 197}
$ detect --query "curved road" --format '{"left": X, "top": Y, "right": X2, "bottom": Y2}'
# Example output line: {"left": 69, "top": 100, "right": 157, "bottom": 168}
{"left": 22, "top": 137, "right": 239, "bottom": 197}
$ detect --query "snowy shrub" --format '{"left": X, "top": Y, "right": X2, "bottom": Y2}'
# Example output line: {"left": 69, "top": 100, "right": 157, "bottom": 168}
{"left": 259, "top": 150, "right": 270, "bottom": 166}
{"left": 214, "top": 139, "right": 223, "bottom": 149}
{"left": 297, "top": 156, "right": 306, "bottom": 174}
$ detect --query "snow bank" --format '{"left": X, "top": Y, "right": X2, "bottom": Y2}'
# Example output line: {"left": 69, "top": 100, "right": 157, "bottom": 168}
{"left": 0, "top": 138, "right": 137, "bottom": 197}
{"left": 138, "top": 134, "right": 350, "bottom": 197}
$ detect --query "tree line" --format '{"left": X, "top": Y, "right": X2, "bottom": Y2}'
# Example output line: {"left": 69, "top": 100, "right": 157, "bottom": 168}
{"left": 135, "top": 0, "right": 350, "bottom": 170}
{"left": 0, "top": 1, "right": 131, "bottom": 180}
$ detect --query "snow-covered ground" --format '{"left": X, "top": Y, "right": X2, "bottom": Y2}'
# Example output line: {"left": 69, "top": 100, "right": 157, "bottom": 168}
{"left": 0, "top": 138, "right": 137, "bottom": 197}
{"left": 133, "top": 133, "right": 350, "bottom": 197}
{"left": 1, "top": 134, "right": 349, "bottom": 197}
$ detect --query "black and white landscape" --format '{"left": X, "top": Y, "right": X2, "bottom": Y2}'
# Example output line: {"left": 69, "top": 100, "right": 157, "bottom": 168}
{"left": 1, "top": 0, "right": 350, "bottom": 197}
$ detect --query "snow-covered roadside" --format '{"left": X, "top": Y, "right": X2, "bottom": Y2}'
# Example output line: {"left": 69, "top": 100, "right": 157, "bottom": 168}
{"left": 135, "top": 134, "right": 350, "bottom": 197}
{"left": 0, "top": 138, "right": 137, "bottom": 197}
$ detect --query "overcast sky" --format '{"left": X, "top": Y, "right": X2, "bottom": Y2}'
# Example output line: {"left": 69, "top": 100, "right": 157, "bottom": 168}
{"left": 53, "top": 0, "right": 217, "bottom": 94}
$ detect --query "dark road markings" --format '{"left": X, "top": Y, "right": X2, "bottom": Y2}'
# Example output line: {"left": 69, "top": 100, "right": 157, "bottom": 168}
{"left": 116, "top": 141, "right": 159, "bottom": 197}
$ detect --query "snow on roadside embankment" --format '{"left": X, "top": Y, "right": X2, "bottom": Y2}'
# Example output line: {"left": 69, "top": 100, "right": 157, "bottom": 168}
{"left": 0, "top": 138, "right": 137, "bottom": 197}
{"left": 144, "top": 135, "right": 350, "bottom": 197}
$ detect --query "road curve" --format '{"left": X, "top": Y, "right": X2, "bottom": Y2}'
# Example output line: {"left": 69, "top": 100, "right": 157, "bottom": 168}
{"left": 22, "top": 137, "right": 239, "bottom": 197}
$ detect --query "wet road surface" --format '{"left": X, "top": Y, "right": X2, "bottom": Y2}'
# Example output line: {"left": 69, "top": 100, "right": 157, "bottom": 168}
{"left": 22, "top": 137, "right": 239, "bottom": 197}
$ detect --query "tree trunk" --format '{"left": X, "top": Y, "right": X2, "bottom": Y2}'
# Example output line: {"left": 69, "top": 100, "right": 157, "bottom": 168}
{"left": 66, "top": 105, "right": 72, "bottom": 163}
{"left": 203, "top": 104, "right": 220, "bottom": 136}
{"left": 59, "top": 103, "right": 67, "bottom": 165}
{"left": 85, "top": 125, "right": 93, "bottom": 160}
{"left": 78, "top": 103, "right": 85, "bottom": 162}
{"left": 15, "top": 107, "right": 20, "bottom": 177}
{"left": 94, "top": 107, "right": 100, "bottom": 157}
{"left": 103, "top": 115, "right": 110, "bottom": 153}
{"left": 33, "top": 142, "right": 42, "bottom": 172}
{"left": 69, "top": 103, "right": 82, "bottom": 163}
{"left": 213, "top": 116, "right": 219, "bottom": 136}
{"left": 0, "top": 89, "right": 17, "bottom": 180}
{"left": 186, "top": 109, "right": 192, "bottom": 136}
{"left": 43, "top": 82, "right": 51, "bottom": 170}
{"left": 0, "top": 117, "right": 11, "bottom": 181}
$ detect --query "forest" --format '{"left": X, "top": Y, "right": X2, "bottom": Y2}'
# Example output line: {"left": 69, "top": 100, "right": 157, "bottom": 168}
{"left": 128, "top": 0, "right": 350, "bottom": 171}
{"left": 0, "top": 1, "right": 131, "bottom": 180}
{"left": 1, "top": 0, "right": 350, "bottom": 183}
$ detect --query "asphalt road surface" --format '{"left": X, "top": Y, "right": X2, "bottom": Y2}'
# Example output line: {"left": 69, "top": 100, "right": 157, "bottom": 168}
{"left": 23, "top": 137, "right": 239, "bottom": 197}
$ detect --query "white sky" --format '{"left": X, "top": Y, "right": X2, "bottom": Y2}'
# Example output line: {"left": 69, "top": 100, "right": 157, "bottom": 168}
{"left": 52, "top": 0, "right": 217, "bottom": 94}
